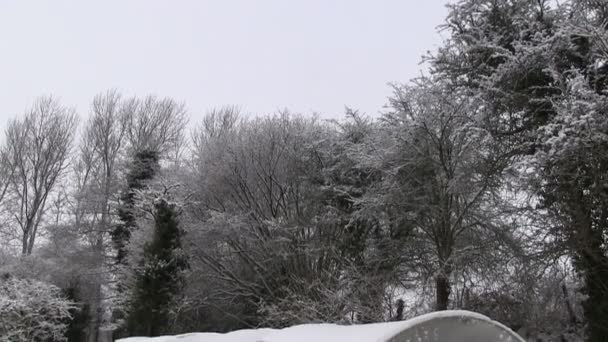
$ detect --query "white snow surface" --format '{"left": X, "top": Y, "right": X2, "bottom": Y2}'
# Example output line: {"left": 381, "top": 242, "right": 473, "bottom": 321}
{"left": 117, "top": 310, "right": 524, "bottom": 342}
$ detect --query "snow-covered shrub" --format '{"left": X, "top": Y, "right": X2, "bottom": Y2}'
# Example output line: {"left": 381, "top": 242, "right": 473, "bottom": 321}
{"left": 0, "top": 274, "right": 76, "bottom": 342}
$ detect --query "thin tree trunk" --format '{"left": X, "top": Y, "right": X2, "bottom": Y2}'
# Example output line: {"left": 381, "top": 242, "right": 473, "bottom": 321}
{"left": 561, "top": 282, "right": 577, "bottom": 327}
{"left": 88, "top": 171, "right": 113, "bottom": 342}
{"left": 579, "top": 239, "right": 608, "bottom": 342}
{"left": 87, "top": 238, "right": 104, "bottom": 342}
{"left": 435, "top": 274, "right": 451, "bottom": 311}
{"left": 21, "top": 232, "right": 28, "bottom": 256}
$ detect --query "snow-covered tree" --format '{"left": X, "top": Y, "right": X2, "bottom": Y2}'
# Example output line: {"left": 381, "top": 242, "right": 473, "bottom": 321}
{"left": 126, "top": 190, "right": 188, "bottom": 336}
{"left": 364, "top": 78, "right": 516, "bottom": 311}
{"left": 432, "top": 0, "right": 608, "bottom": 339}
{"left": 184, "top": 111, "right": 386, "bottom": 327}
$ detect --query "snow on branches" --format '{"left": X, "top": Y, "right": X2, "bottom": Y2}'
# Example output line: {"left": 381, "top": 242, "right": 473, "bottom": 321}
{"left": 0, "top": 274, "right": 76, "bottom": 342}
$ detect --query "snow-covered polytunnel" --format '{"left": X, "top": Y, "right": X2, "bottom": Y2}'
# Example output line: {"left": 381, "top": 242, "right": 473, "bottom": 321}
{"left": 118, "top": 310, "right": 525, "bottom": 342}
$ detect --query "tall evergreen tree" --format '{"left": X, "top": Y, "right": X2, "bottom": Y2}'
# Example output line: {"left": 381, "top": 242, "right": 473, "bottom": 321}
{"left": 127, "top": 197, "right": 187, "bottom": 336}
{"left": 112, "top": 149, "right": 160, "bottom": 265}
{"left": 111, "top": 149, "right": 160, "bottom": 338}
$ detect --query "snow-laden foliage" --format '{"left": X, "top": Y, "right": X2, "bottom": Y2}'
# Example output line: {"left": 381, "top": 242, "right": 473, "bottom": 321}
{"left": 0, "top": 275, "right": 76, "bottom": 342}
{"left": 540, "top": 73, "right": 608, "bottom": 157}
{"left": 358, "top": 78, "right": 519, "bottom": 312}
{"left": 125, "top": 190, "right": 188, "bottom": 336}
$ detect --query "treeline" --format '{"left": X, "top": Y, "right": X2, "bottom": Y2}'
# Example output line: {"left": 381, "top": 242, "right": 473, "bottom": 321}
{"left": 1, "top": 0, "right": 608, "bottom": 341}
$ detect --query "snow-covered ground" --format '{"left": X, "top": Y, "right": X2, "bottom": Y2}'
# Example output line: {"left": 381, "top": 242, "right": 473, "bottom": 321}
{"left": 117, "top": 310, "right": 525, "bottom": 342}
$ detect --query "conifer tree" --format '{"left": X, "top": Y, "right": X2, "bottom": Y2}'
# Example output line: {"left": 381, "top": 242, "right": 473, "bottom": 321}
{"left": 112, "top": 149, "right": 160, "bottom": 265}
{"left": 127, "top": 197, "right": 187, "bottom": 336}
{"left": 111, "top": 149, "right": 160, "bottom": 338}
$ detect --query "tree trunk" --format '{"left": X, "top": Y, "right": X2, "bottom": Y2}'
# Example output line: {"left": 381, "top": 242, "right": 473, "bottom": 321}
{"left": 21, "top": 232, "right": 28, "bottom": 256}
{"left": 435, "top": 273, "right": 451, "bottom": 311}
{"left": 86, "top": 289, "right": 101, "bottom": 342}
{"left": 86, "top": 241, "right": 103, "bottom": 342}
{"left": 88, "top": 174, "right": 113, "bottom": 342}
{"left": 561, "top": 282, "right": 577, "bottom": 327}
{"left": 571, "top": 205, "right": 608, "bottom": 342}
{"left": 394, "top": 299, "right": 405, "bottom": 321}
{"left": 87, "top": 213, "right": 107, "bottom": 342}
{"left": 579, "top": 240, "right": 608, "bottom": 342}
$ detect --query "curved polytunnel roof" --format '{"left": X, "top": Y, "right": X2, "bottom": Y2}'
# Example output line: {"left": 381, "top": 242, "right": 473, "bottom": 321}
{"left": 118, "top": 310, "right": 525, "bottom": 342}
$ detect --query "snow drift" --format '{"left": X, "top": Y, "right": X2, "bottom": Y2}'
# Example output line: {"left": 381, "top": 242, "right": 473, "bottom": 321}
{"left": 117, "top": 310, "right": 525, "bottom": 342}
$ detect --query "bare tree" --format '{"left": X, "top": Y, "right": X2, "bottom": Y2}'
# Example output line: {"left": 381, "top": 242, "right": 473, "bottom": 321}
{"left": 0, "top": 147, "right": 17, "bottom": 206}
{"left": 123, "top": 95, "right": 187, "bottom": 157}
{"left": 3, "top": 96, "right": 78, "bottom": 255}
{"left": 73, "top": 90, "right": 129, "bottom": 342}
{"left": 80, "top": 90, "right": 129, "bottom": 237}
{"left": 192, "top": 106, "right": 240, "bottom": 147}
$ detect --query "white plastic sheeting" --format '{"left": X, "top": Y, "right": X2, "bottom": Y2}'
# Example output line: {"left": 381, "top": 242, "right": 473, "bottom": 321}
{"left": 118, "top": 310, "right": 525, "bottom": 342}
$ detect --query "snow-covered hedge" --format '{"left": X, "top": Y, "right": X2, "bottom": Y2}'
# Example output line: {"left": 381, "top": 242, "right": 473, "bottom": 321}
{"left": 0, "top": 275, "right": 76, "bottom": 342}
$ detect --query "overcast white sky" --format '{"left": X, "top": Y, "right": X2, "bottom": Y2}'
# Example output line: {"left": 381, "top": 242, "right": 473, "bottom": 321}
{"left": 0, "top": 1, "right": 449, "bottom": 125}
